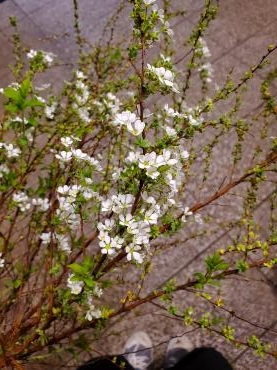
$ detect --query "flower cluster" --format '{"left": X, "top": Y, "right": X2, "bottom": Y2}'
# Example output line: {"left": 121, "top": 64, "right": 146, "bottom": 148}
{"left": 0, "top": 142, "right": 21, "bottom": 158}
{"left": 67, "top": 274, "right": 84, "bottom": 295}
{"left": 147, "top": 64, "right": 179, "bottom": 93}
{"left": 197, "top": 38, "right": 213, "bottom": 83}
{"left": 127, "top": 148, "right": 178, "bottom": 180}
{"left": 55, "top": 136, "right": 102, "bottom": 171}
{"left": 12, "top": 192, "right": 51, "bottom": 213}
{"left": 45, "top": 101, "right": 57, "bottom": 119}
{"left": 40, "top": 232, "right": 71, "bottom": 254}
{"left": 85, "top": 295, "right": 102, "bottom": 321}
{"left": 27, "top": 49, "right": 55, "bottom": 67}
{"left": 12, "top": 192, "right": 31, "bottom": 212}
{"left": 113, "top": 110, "right": 145, "bottom": 136}
{"left": 72, "top": 70, "right": 90, "bottom": 123}
{"left": 98, "top": 192, "right": 161, "bottom": 263}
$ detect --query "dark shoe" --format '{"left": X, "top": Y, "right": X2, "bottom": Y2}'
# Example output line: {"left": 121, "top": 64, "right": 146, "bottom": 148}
{"left": 164, "top": 335, "right": 194, "bottom": 369}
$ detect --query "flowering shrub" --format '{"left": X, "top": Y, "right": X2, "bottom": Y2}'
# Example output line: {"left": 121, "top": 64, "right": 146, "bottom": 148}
{"left": 0, "top": 0, "right": 277, "bottom": 368}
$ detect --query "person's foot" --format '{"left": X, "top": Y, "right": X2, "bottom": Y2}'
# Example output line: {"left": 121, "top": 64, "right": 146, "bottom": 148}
{"left": 164, "top": 334, "right": 194, "bottom": 369}
{"left": 123, "top": 331, "right": 153, "bottom": 370}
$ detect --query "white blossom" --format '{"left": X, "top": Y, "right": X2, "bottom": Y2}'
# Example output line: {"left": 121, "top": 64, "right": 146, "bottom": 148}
{"left": 40, "top": 232, "right": 52, "bottom": 245}
{"left": 27, "top": 49, "right": 55, "bottom": 66}
{"left": 45, "top": 102, "right": 57, "bottom": 119}
{"left": 101, "top": 198, "right": 113, "bottom": 212}
{"left": 111, "top": 193, "right": 134, "bottom": 213}
{"left": 119, "top": 213, "right": 134, "bottom": 227}
{"left": 181, "top": 206, "right": 193, "bottom": 222}
{"left": 13, "top": 192, "right": 31, "bottom": 212}
{"left": 97, "top": 219, "right": 115, "bottom": 232}
{"left": 85, "top": 305, "right": 102, "bottom": 321}
{"left": 67, "top": 274, "right": 84, "bottom": 295}
{"left": 114, "top": 110, "right": 136, "bottom": 126}
{"left": 76, "top": 70, "right": 86, "bottom": 79}
{"left": 55, "top": 151, "right": 73, "bottom": 162}
{"left": 55, "top": 234, "right": 71, "bottom": 253}
{"left": 144, "top": 208, "right": 159, "bottom": 225}
{"left": 165, "top": 126, "right": 177, "bottom": 137}
{"left": 147, "top": 64, "right": 179, "bottom": 93}
{"left": 0, "top": 252, "right": 5, "bottom": 268}
{"left": 143, "top": 0, "right": 156, "bottom": 5}
{"left": 99, "top": 234, "right": 117, "bottom": 255}
{"left": 61, "top": 137, "right": 74, "bottom": 148}
{"left": 125, "top": 244, "right": 143, "bottom": 264}
{"left": 126, "top": 119, "right": 145, "bottom": 136}
{"left": 2, "top": 143, "right": 21, "bottom": 158}
{"left": 0, "top": 164, "right": 9, "bottom": 178}
{"left": 32, "top": 198, "right": 50, "bottom": 212}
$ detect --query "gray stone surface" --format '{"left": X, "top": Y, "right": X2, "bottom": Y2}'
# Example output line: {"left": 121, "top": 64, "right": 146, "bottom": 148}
{"left": 0, "top": 1, "right": 276, "bottom": 369}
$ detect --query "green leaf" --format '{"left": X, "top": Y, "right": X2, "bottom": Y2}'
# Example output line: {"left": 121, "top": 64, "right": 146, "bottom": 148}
{"left": 3, "top": 87, "right": 21, "bottom": 100}
{"left": 20, "top": 76, "right": 31, "bottom": 97}
{"left": 205, "top": 253, "right": 229, "bottom": 273}
{"left": 83, "top": 277, "right": 96, "bottom": 288}
{"left": 68, "top": 263, "right": 86, "bottom": 275}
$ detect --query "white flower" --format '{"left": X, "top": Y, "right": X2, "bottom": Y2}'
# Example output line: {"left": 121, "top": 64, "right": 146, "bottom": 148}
{"left": 198, "top": 37, "right": 211, "bottom": 58}
{"left": 113, "top": 110, "right": 136, "bottom": 127}
{"left": 71, "top": 148, "right": 89, "bottom": 160}
{"left": 143, "top": 0, "right": 156, "bottom": 5}
{"left": 97, "top": 219, "right": 115, "bottom": 232}
{"left": 4, "top": 144, "right": 21, "bottom": 158}
{"left": 126, "top": 151, "right": 141, "bottom": 163}
{"left": 113, "top": 235, "right": 125, "bottom": 249}
{"left": 0, "top": 164, "right": 9, "bottom": 178}
{"left": 76, "top": 70, "right": 86, "bottom": 79}
{"left": 133, "top": 233, "right": 149, "bottom": 245}
{"left": 55, "top": 151, "right": 73, "bottom": 162}
{"left": 45, "top": 102, "right": 57, "bottom": 119}
{"left": 43, "top": 52, "right": 55, "bottom": 66}
{"left": 32, "top": 198, "right": 50, "bottom": 211}
{"left": 27, "top": 49, "right": 37, "bottom": 59}
{"left": 40, "top": 232, "right": 52, "bottom": 245}
{"left": 147, "top": 64, "right": 179, "bottom": 93}
{"left": 125, "top": 244, "right": 143, "bottom": 264}
{"left": 61, "top": 137, "right": 74, "bottom": 148}
{"left": 85, "top": 305, "right": 102, "bottom": 321}
{"left": 126, "top": 119, "right": 145, "bottom": 136}
{"left": 0, "top": 252, "right": 5, "bottom": 268}
{"left": 112, "top": 193, "right": 134, "bottom": 213}
{"left": 180, "top": 150, "right": 189, "bottom": 160}
{"left": 56, "top": 234, "right": 71, "bottom": 253}
{"left": 77, "top": 107, "right": 90, "bottom": 122}
{"left": 138, "top": 152, "right": 157, "bottom": 170}
{"left": 198, "top": 62, "right": 213, "bottom": 83}
{"left": 99, "top": 234, "right": 117, "bottom": 255}
{"left": 165, "top": 126, "right": 177, "bottom": 137}
{"left": 101, "top": 198, "right": 113, "bottom": 212}
{"left": 67, "top": 274, "right": 84, "bottom": 295}
{"left": 164, "top": 104, "right": 180, "bottom": 117}
{"left": 119, "top": 213, "right": 134, "bottom": 227}
{"left": 27, "top": 49, "right": 55, "bottom": 66}
{"left": 156, "top": 149, "right": 178, "bottom": 167}
{"left": 181, "top": 206, "right": 193, "bottom": 222}
{"left": 13, "top": 192, "right": 31, "bottom": 212}
{"left": 144, "top": 208, "right": 159, "bottom": 225}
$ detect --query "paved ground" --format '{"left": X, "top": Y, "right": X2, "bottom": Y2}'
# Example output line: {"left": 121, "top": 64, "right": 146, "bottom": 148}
{"left": 0, "top": 1, "right": 277, "bottom": 369}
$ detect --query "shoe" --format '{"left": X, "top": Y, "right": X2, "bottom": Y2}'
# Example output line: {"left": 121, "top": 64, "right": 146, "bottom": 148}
{"left": 123, "top": 331, "right": 153, "bottom": 370}
{"left": 164, "top": 334, "right": 194, "bottom": 369}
